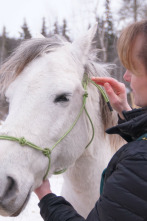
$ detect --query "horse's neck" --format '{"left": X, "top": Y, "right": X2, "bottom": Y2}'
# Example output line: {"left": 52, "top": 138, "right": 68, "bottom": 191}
{"left": 63, "top": 134, "right": 112, "bottom": 187}
{"left": 62, "top": 88, "right": 115, "bottom": 217}
{"left": 62, "top": 134, "right": 113, "bottom": 217}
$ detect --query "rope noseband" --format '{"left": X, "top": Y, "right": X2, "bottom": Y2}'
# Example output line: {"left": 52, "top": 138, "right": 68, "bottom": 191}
{"left": 0, "top": 76, "right": 112, "bottom": 180}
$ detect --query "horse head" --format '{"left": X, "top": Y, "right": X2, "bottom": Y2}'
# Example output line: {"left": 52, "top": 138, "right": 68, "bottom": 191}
{"left": 0, "top": 25, "right": 119, "bottom": 217}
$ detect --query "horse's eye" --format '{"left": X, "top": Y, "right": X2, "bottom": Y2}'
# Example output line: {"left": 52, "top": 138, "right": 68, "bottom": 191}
{"left": 54, "top": 94, "right": 70, "bottom": 103}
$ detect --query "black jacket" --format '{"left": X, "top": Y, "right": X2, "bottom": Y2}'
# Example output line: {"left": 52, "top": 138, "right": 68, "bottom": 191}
{"left": 38, "top": 108, "right": 147, "bottom": 221}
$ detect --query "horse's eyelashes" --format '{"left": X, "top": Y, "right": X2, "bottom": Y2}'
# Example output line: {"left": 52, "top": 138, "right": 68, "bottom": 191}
{"left": 54, "top": 93, "right": 70, "bottom": 103}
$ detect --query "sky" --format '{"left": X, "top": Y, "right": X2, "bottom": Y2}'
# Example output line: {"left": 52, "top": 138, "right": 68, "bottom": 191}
{"left": 0, "top": 0, "right": 122, "bottom": 39}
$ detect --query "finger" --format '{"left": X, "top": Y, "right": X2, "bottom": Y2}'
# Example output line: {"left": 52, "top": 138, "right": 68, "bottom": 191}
{"left": 91, "top": 77, "right": 118, "bottom": 86}
{"left": 91, "top": 77, "right": 125, "bottom": 93}
{"left": 104, "top": 83, "right": 120, "bottom": 102}
{"left": 92, "top": 81, "right": 105, "bottom": 86}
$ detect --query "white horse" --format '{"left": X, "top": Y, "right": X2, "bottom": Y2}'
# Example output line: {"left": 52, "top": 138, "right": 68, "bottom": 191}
{"left": 0, "top": 25, "right": 123, "bottom": 218}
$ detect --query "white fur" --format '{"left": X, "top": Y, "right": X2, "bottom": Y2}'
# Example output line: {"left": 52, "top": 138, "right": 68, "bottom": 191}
{"left": 0, "top": 26, "right": 123, "bottom": 218}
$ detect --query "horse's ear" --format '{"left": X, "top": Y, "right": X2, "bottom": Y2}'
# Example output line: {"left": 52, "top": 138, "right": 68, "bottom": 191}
{"left": 72, "top": 24, "right": 98, "bottom": 63}
{"left": 33, "top": 33, "right": 45, "bottom": 38}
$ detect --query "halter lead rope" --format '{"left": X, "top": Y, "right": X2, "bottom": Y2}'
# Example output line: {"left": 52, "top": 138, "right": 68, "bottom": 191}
{"left": 0, "top": 77, "right": 111, "bottom": 180}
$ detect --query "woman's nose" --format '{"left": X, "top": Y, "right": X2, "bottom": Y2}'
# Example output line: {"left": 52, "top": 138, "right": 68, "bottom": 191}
{"left": 123, "top": 70, "right": 131, "bottom": 82}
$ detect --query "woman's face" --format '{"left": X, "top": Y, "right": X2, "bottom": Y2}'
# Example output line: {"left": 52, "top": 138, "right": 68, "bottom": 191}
{"left": 123, "top": 34, "right": 147, "bottom": 107}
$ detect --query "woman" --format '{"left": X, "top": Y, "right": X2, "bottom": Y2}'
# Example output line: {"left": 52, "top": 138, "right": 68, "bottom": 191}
{"left": 34, "top": 20, "right": 147, "bottom": 221}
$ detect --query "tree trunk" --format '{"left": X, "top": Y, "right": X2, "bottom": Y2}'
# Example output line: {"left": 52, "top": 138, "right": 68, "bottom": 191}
{"left": 134, "top": 0, "right": 137, "bottom": 21}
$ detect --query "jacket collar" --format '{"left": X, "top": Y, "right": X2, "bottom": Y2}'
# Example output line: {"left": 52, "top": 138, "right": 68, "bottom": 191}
{"left": 106, "top": 107, "right": 147, "bottom": 141}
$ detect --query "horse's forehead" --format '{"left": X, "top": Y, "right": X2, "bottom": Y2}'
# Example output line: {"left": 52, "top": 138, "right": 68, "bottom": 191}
{"left": 42, "top": 45, "right": 81, "bottom": 71}
{"left": 35, "top": 53, "right": 81, "bottom": 84}
{"left": 30, "top": 48, "right": 82, "bottom": 81}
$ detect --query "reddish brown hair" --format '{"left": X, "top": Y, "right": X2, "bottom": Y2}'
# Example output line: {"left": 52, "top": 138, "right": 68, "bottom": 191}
{"left": 117, "top": 20, "right": 147, "bottom": 72}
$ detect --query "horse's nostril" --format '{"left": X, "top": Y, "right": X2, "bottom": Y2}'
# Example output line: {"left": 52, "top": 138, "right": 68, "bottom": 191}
{"left": 4, "top": 176, "right": 18, "bottom": 199}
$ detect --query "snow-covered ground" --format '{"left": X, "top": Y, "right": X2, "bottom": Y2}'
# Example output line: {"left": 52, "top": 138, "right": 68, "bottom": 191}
{"left": 1, "top": 175, "right": 63, "bottom": 221}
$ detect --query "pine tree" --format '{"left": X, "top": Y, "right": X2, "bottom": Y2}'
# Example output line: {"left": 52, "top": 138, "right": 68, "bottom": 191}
{"left": 95, "top": 0, "right": 115, "bottom": 62}
{"left": 0, "top": 26, "right": 8, "bottom": 64}
{"left": 20, "top": 20, "right": 32, "bottom": 39}
{"left": 54, "top": 21, "right": 59, "bottom": 34}
{"left": 104, "top": 0, "right": 115, "bottom": 62}
{"left": 62, "top": 19, "right": 70, "bottom": 41}
{"left": 41, "top": 17, "right": 47, "bottom": 37}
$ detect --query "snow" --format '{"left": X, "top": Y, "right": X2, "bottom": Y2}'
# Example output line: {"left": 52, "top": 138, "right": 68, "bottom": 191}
{"left": 1, "top": 175, "right": 63, "bottom": 221}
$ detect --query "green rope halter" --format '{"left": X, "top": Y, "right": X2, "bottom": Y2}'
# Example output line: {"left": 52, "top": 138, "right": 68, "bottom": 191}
{"left": 0, "top": 76, "right": 111, "bottom": 180}
{"left": 85, "top": 76, "right": 113, "bottom": 112}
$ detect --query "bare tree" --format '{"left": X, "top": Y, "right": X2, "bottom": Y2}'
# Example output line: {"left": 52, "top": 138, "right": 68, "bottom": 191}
{"left": 118, "top": 0, "right": 147, "bottom": 23}
{"left": 93, "top": 0, "right": 116, "bottom": 62}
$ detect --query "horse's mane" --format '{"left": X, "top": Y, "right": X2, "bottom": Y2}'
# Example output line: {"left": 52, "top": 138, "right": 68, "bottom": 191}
{"left": 0, "top": 35, "right": 67, "bottom": 97}
{"left": 85, "top": 61, "right": 118, "bottom": 131}
{"left": 86, "top": 62, "right": 123, "bottom": 150}
{"left": 85, "top": 60, "right": 123, "bottom": 151}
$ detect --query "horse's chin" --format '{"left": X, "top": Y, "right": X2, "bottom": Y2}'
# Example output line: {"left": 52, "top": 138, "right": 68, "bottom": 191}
{"left": 11, "top": 190, "right": 31, "bottom": 217}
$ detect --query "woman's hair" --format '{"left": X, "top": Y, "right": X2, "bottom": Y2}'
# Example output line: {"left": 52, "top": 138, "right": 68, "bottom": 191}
{"left": 117, "top": 20, "right": 147, "bottom": 72}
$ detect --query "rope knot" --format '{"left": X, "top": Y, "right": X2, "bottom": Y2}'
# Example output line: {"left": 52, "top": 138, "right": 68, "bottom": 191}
{"left": 43, "top": 148, "right": 51, "bottom": 158}
{"left": 84, "top": 92, "right": 88, "bottom": 98}
{"left": 19, "top": 137, "right": 27, "bottom": 146}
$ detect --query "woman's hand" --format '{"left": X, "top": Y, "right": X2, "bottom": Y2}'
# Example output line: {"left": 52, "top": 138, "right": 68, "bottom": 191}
{"left": 91, "top": 77, "right": 131, "bottom": 119}
{"left": 34, "top": 179, "right": 52, "bottom": 200}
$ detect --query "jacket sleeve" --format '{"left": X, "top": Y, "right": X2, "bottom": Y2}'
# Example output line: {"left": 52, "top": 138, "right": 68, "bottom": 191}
{"left": 38, "top": 193, "right": 100, "bottom": 221}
